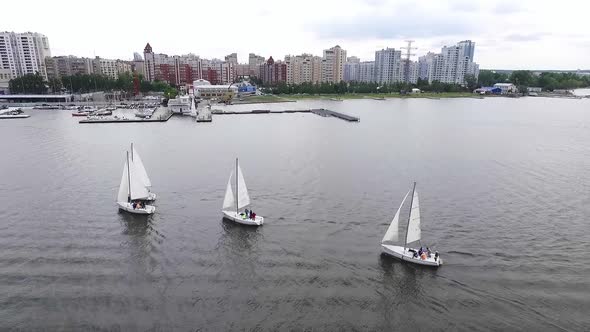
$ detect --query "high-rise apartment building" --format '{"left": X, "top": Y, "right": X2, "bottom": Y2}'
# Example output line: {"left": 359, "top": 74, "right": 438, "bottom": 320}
{"left": 418, "top": 52, "right": 437, "bottom": 82}
{"left": 46, "top": 56, "right": 93, "bottom": 79}
{"left": 283, "top": 54, "right": 322, "bottom": 84}
{"left": 321, "top": 45, "right": 346, "bottom": 83}
{"left": 92, "top": 57, "right": 131, "bottom": 80}
{"left": 401, "top": 59, "right": 419, "bottom": 84}
{"left": 201, "top": 58, "right": 234, "bottom": 85}
{"left": 0, "top": 31, "right": 51, "bottom": 80}
{"left": 132, "top": 52, "right": 145, "bottom": 77}
{"left": 374, "top": 48, "right": 402, "bottom": 84}
{"left": 343, "top": 56, "right": 361, "bottom": 82}
{"left": 225, "top": 53, "right": 238, "bottom": 64}
{"left": 359, "top": 61, "right": 375, "bottom": 83}
{"left": 248, "top": 53, "right": 265, "bottom": 77}
{"left": 424, "top": 40, "right": 479, "bottom": 84}
{"left": 259, "top": 56, "right": 287, "bottom": 85}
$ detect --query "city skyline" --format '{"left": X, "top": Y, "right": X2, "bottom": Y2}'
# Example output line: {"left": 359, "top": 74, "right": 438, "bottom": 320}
{"left": 2, "top": 0, "right": 589, "bottom": 70}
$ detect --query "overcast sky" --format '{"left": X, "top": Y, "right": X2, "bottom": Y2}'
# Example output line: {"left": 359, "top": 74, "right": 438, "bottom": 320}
{"left": 4, "top": 0, "right": 589, "bottom": 69}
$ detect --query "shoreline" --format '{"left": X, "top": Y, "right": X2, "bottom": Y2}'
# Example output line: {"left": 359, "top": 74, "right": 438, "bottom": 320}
{"left": 261, "top": 92, "right": 479, "bottom": 101}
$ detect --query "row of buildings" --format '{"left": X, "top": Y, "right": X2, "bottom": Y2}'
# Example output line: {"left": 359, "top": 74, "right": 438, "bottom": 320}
{"left": 342, "top": 40, "right": 479, "bottom": 85}
{"left": 0, "top": 31, "right": 134, "bottom": 93}
{"left": 0, "top": 30, "right": 480, "bottom": 94}
{"left": 0, "top": 32, "right": 51, "bottom": 92}
{"left": 246, "top": 41, "right": 478, "bottom": 87}
{"left": 45, "top": 56, "right": 132, "bottom": 80}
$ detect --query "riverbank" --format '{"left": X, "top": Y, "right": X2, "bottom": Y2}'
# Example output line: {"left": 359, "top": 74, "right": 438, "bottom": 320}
{"left": 232, "top": 95, "right": 296, "bottom": 104}
{"left": 260, "top": 92, "right": 479, "bottom": 101}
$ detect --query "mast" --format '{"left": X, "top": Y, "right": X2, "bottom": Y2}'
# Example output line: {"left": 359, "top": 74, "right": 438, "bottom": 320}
{"left": 126, "top": 151, "right": 131, "bottom": 202}
{"left": 131, "top": 143, "right": 134, "bottom": 161}
{"left": 235, "top": 158, "right": 239, "bottom": 213}
{"left": 404, "top": 182, "right": 417, "bottom": 252}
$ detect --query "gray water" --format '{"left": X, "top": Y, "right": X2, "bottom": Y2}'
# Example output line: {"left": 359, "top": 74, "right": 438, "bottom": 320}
{"left": 1, "top": 97, "right": 589, "bottom": 331}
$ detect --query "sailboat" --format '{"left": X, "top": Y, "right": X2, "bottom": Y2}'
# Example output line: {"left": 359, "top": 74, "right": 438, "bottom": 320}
{"left": 221, "top": 158, "right": 264, "bottom": 226}
{"left": 117, "top": 151, "right": 156, "bottom": 214}
{"left": 381, "top": 182, "right": 442, "bottom": 266}
{"left": 131, "top": 143, "right": 156, "bottom": 201}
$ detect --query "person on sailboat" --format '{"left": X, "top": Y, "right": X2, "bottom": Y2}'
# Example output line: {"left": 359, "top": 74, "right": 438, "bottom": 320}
{"left": 251, "top": 212, "right": 256, "bottom": 220}
{"left": 245, "top": 209, "right": 249, "bottom": 218}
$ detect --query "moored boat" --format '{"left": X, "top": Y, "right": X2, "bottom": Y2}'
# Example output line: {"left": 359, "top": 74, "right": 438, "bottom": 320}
{"left": 0, "top": 108, "right": 30, "bottom": 119}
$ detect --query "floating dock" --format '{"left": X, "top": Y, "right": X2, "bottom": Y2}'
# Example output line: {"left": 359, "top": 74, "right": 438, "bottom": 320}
{"left": 310, "top": 109, "right": 360, "bottom": 122}
{"left": 214, "top": 108, "right": 359, "bottom": 122}
{"left": 78, "top": 107, "right": 358, "bottom": 124}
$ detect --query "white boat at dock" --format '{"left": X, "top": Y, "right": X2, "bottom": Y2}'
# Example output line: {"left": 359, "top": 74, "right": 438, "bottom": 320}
{"left": 135, "top": 108, "right": 156, "bottom": 119}
{"left": 0, "top": 108, "right": 30, "bottom": 119}
{"left": 196, "top": 104, "right": 212, "bottom": 122}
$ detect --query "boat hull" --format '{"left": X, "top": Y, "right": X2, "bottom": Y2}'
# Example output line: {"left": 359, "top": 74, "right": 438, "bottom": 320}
{"left": 117, "top": 202, "right": 155, "bottom": 215}
{"left": 0, "top": 115, "right": 30, "bottom": 119}
{"left": 222, "top": 210, "right": 264, "bottom": 226}
{"left": 381, "top": 244, "right": 442, "bottom": 267}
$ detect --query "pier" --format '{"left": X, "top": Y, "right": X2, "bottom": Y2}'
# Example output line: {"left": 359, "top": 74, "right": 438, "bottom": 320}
{"left": 79, "top": 109, "right": 173, "bottom": 124}
{"left": 213, "top": 108, "right": 359, "bottom": 122}
{"left": 78, "top": 108, "right": 358, "bottom": 124}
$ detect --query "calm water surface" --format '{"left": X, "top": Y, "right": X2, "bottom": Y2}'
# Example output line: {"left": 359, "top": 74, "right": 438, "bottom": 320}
{"left": 1, "top": 97, "right": 589, "bottom": 330}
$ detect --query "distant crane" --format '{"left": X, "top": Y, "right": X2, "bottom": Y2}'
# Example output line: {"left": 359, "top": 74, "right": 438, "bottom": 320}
{"left": 401, "top": 40, "right": 417, "bottom": 84}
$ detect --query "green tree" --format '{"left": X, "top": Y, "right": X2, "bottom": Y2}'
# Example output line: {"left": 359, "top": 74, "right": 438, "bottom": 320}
{"left": 477, "top": 70, "right": 509, "bottom": 87}
{"left": 9, "top": 73, "right": 47, "bottom": 94}
{"left": 47, "top": 77, "right": 63, "bottom": 93}
{"left": 465, "top": 74, "right": 478, "bottom": 91}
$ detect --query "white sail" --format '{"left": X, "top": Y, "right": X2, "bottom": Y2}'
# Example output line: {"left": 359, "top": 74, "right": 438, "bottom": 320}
{"left": 236, "top": 163, "right": 250, "bottom": 209}
{"left": 381, "top": 190, "right": 411, "bottom": 244}
{"left": 406, "top": 190, "right": 421, "bottom": 244}
{"left": 129, "top": 159, "right": 150, "bottom": 200}
{"left": 222, "top": 172, "right": 235, "bottom": 211}
{"left": 117, "top": 161, "right": 130, "bottom": 203}
{"left": 132, "top": 147, "right": 152, "bottom": 188}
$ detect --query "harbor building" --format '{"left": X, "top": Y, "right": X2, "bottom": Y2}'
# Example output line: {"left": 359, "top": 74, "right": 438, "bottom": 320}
{"left": 192, "top": 79, "right": 238, "bottom": 99}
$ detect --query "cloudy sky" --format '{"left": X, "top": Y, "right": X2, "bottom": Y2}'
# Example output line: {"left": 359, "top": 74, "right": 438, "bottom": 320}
{"left": 4, "top": 0, "right": 589, "bottom": 69}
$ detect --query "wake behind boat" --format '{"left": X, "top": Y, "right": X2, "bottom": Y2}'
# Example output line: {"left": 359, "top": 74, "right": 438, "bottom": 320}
{"left": 117, "top": 151, "right": 155, "bottom": 215}
{"left": 381, "top": 182, "right": 442, "bottom": 267}
{"left": 221, "top": 158, "right": 263, "bottom": 226}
